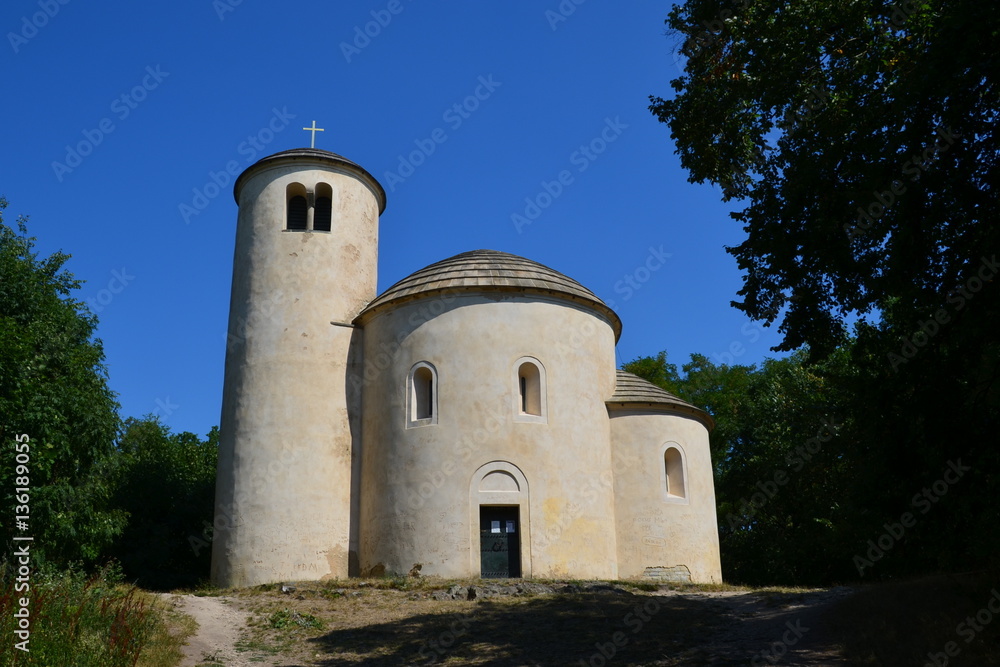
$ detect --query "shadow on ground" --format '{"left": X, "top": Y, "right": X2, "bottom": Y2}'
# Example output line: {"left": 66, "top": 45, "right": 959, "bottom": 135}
{"left": 300, "top": 587, "right": 842, "bottom": 666}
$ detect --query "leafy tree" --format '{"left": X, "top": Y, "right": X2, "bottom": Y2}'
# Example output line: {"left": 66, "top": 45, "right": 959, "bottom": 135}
{"left": 106, "top": 416, "right": 219, "bottom": 589}
{"left": 649, "top": 0, "right": 999, "bottom": 356}
{"left": 0, "top": 198, "right": 124, "bottom": 569}
{"left": 648, "top": 0, "right": 1000, "bottom": 583}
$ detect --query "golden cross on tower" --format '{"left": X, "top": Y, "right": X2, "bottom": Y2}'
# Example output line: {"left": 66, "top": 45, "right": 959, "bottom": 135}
{"left": 302, "top": 120, "right": 325, "bottom": 148}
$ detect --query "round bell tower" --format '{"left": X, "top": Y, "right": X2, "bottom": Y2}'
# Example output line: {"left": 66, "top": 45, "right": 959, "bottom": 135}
{"left": 211, "top": 148, "right": 385, "bottom": 587}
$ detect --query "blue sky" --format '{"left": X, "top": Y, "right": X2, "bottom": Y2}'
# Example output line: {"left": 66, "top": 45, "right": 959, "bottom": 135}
{"left": 2, "top": 0, "right": 787, "bottom": 437}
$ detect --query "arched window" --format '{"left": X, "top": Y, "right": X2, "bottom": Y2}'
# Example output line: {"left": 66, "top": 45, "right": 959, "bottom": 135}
{"left": 286, "top": 183, "right": 308, "bottom": 231}
{"left": 314, "top": 182, "right": 332, "bottom": 232}
{"left": 664, "top": 446, "right": 686, "bottom": 500}
{"left": 518, "top": 363, "right": 541, "bottom": 415}
{"left": 407, "top": 362, "right": 438, "bottom": 427}
{"left": 513, "top": 357, "right": 546, "bottom": 422}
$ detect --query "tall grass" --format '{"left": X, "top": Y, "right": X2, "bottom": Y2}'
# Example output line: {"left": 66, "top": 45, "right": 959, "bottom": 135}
{"left": 0, "top": 562, "right": 165, "bottom": 666}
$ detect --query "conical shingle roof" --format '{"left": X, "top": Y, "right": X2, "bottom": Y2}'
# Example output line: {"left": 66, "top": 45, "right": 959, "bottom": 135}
{"left": 355, "top": 249, "right": 621, "bottom": 338}
{"left": 608, "top": 370, "right": 714, "bottom": 429}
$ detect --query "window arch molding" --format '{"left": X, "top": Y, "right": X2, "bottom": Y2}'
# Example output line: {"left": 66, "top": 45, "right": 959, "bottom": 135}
{"left": 406, "top": 361, "right": 438, "bottom": 428}
{"left": 661, "top": 442, "right": 689, "bottom": 504}
{"left": 512, "top": 356, "right": 547, "bottom": 423}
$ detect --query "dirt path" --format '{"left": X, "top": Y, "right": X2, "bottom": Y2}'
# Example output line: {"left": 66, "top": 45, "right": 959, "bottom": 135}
{"left": 158, "top": 593, "right": 256, "bottom": 667}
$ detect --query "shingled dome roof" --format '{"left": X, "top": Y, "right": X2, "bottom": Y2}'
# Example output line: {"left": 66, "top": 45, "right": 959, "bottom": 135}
{"left": 355, "top": 249, "right": 622, "bottom": 338}
{"left": 233, "top": 148, "right": 386, "bottom": 213}
{"left": 608, "top": 370, "right": 714, "bottom": 429}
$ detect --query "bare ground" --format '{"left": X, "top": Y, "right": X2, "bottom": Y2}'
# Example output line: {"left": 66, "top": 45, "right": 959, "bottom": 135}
{"left": 158, "top": 592, "right": 272, "bottom": 667}
{"left": 161, "top": 581, "right": 854, "bottom": 666}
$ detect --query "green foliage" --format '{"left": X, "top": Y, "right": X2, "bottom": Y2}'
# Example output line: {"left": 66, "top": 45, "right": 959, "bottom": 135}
{"left": 107, "top": 416, "right": 218, "bottom": 590}
{"left": 0, "top": 563, "right": 161, "bottom": 666}
{"left": 0, "top": 198, "right": 220, "bottom": 589}
{"left": 650, "top": 0, "right": 999, "bottom": 356}
{"left": 0, "top": 198, "right": 125, "bottom": 569}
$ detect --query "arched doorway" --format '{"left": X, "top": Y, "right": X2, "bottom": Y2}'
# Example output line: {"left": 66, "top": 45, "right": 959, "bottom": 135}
{"left": 469, "top": 462, "right": 531, "bottom": 578}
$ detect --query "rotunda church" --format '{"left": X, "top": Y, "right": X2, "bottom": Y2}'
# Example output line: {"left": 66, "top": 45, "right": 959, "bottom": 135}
{"left": 210, "top": 148, "right": 722, "bottom": 588}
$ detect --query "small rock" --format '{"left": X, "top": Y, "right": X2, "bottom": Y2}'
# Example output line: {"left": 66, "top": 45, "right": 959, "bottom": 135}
{"left": 446, "top": 585, "right": 469, "bottom": 600}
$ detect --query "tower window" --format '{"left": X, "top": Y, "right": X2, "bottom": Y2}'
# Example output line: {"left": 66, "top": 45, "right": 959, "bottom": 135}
{"left": 285, "top": 182, "right": 333, "bottom": 232}
{"left": 287, "top": 195, "right": 307, "bottom": 230}
{"left": 314, "top": 182, "right": 332, "bottom": 232}
{"left": 407, "top": 362, "right": 438, "bottom": 427}
{"left": 513, "top": 358, "right": 546, "bottom": 422}
{"left": 664, "top": 446, "right": 686, "bottom": 500}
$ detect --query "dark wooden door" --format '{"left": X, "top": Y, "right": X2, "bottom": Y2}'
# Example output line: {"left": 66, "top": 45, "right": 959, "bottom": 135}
{"left": 479, "top": 506, "right": 521, "bottom": 578}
